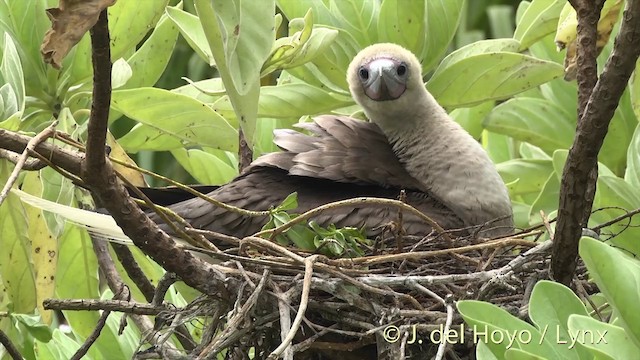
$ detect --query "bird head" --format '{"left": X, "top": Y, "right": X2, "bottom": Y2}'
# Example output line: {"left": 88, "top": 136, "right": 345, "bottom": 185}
{"left": 347, "top": 43, "right": 427, "bottom": 125}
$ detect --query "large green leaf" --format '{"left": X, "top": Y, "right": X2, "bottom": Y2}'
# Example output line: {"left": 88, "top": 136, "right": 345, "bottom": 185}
{"left": 112, "top": 88, "right": 238, "bottom": 153}
{"left": 125, "top": 12, "right": 180, "bottom": 89}
{"left": 276, "top": 0, "right": 334, "bottom": 27}
{"left": 377, "top": 0, "right": 426, "bottom": 57}
{"left": 421, "top": 0, "right": 464, "bottom": 73}
{"left": 496, "top": 159, "right": 554, "bottom": 198}
{"left": 212, "top": 83, "right": 353, "bottom": 119}
{"left": 433, "top": 39, "right": 521, "bottom": 80}
{"left": 0, "top": 33, "right": 25, "bottom": 114}
{"left": 328, "top": 0, "right": 378, "bottom": 47}
{"left": 211, "top": 0, "right": 275, "bottom": 95}
{"left": 625, "top": 123, "right": 640, "bottom": 188}
{"left": 567, "top": 315, "right": 640, "bottom": 359}
{"left": 165, "top": 6, "right": 214, "bottom": 64}
{"left": 171, "top": 148, "right": 237, "bottom": 185}
{"left": 428, "top": 53, "right": 563, "bottom": 108}
{"left": 579, "top": 237, "right": 640, "bottom": 349}
{"left": 600, "top": 90, "right": 636, "bottom": 176}
{"left": 483, "top": 98, "right": 574, "bottom": 152}
{"left": 0, "top": 161, "right": 36, "bottom": 314}
{"left": 67, "top": 0, "right": 169, "bottom": 87}
{"left": 457, "top": 300, "right": 561, "bottom": 359}
{"left": 528, "top": 281, "right": 590, "bottom": 360}
{"left": 513, "top": 0, "right": 564, "bottom": 50}
{"left": 0, "top": 0, "right": 49, "bottom": 95}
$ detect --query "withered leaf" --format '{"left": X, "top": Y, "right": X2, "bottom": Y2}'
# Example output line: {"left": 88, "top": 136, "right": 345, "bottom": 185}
{"left": 40, "top": 0, "right": 117, "bottom": 69}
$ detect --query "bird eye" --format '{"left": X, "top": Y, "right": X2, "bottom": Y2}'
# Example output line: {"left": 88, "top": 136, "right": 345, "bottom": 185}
{"left": 358, "top": 67, "right": 369, "bottom": 81}
{"left": 396, "top": 63, "right": 407, "bottom": 77}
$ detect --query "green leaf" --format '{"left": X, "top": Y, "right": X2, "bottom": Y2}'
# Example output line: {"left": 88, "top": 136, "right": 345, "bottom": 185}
{"left": 450, "top": 101, "right": 495, "bottom": 139}
{"left": 483, "top": 131, "right": 516, "bottom": 164}
{"left": 12, "top": 314, "right": 52, "bottom": 342}
{"left": 0, "top": 161, "right": 36, "bottom": 314}
{"left": 212, "top": 83, "right": 353, "bottom": 119}
{"left": 528, "top": 280, "right": 590, "bottom": 360}
{"left": 430, "top": 39, "right": 521, "bottom": 81}
{"left": 261, "top": 11, "right": 339, "bottom": 76}
{"left": 171, "top": 148, "right": 237, "bottom": 185}
{"left": 484, "top": 98, "right": 574, "bottom": 152}
{"left": 35, "top": 329, "right": 85, "bottom": 360}
{"left": 600, "top": 90, "right": 636, "bottom": 176}
{"left": 513, "top": 0, "right": 564, "bottom": 50}
{"left": 529, "top": 172, "right": 560, "bottom": 225}
{"left": 211, "top": 0, "right": 276, "bottom": 95}
{"left": 504, "top": 349, "right": 547, "bottom": 360}
{"left": 276, "top": 192, "right": 299, "bottom": 211}
{"left": 276, "top": 0, "right": 334, "bottom": 26}
{"left": 625, "top": 124, "right": 640, "bottom": 188}
{"left": 125, "top": 11, "right": 180, "bottom": 89}
{"left": 428, "top": 53, "right": 563, "bottom": 108}
{"left": 328, "top": 0, "right": 378, "bottom": 47}
{"left": 1, "top": 33, "right": 25, "bottom": 114}
{"left": 377, "top": 0, "right": 426, "bottom": 57}
{"left": 579, "top": 237, "right": 640, "bottom": 349}
{"left": 108, "top": 0, "right": 169, "bottom": 61}
{"left": 111, "top": 88, "right": 238, "bottom": 153}
{"left": 421, "top": 0, "right": 464, "bottom": 73}
{"left": 165, "top": 6, "right": 214, "bottom": 64}
{"left": 0, "top": 0, "right": 49, "bottom": 96}
{"left": 567, "top": 315, "right": 640, "bottom": 359}
{"left": 496, "top": 159, "right": 554, "bottom": 198}
{"left": 457, "top": 300, "right": 560, "bottom": 359}
{"left": 111, "top": 58, "right": 132, "bottom": 89}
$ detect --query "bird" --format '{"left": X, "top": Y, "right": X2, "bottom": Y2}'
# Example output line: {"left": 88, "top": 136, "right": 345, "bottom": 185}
{"left": 146, "top": 43, "right": 514, "bottom": 239}
{"left": 14, "top": 43, "right": 514, "bottom": 242}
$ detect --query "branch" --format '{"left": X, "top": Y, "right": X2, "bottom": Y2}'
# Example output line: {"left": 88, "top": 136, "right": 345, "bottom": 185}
{"left": 0, "top": 121, "right": 58, "bottom": 205}
{"left": 553, "top": 0, "right": 640, "bottom": 285}
{"left": 43, "top": 298, "right": 171, "bottom": 315}
{"left": 81, "top": 10, "right": 222, "bottom": 295}
{"left": 0, "top": 329, "right": 23, "bottom": 360}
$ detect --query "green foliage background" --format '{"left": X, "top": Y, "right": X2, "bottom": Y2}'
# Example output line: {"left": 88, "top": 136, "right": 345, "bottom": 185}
{"left": 1, "top": 0, "right": 640, "bottom": 359}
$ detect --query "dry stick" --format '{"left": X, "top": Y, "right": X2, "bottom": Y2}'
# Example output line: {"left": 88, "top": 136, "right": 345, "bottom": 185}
{"left": 553, "top": 0, "right": 640, "bottom": 285}
{"left": 43, "top": 298, "right": 171, "bottom": 315}
{"left": 358, "top": 240, "right": 552, "bottom": 288}
{"left": 0, "top": 329, "right": 22, "bottom": 360}
{"left": 70, "top": 290, "right": 126, "bottom": 360}
{"left": 0, "top": 149, "right": 46, "bottom": 170}
{"left": 268, "top": 256, "right": 319, "bottom": 360}
{"left": 255, "top": 197, "right": 452, "bottom": 242}
{"left": 592, "top": 206, "right": 640, "bottom": 231}
{"left": 199, "top": 269, "right": 270, "bottom": 359}
{"left": 411, "top": 283, "right": 452, "bottom": 360}
{"left": 90, "top": 236, "right": 181, "bottom": 357}
{"left": 0, "top": 120, "right": 58, "bottom": 205}
{"left": 274, "top": 286, "right": 294, "bottom": 360}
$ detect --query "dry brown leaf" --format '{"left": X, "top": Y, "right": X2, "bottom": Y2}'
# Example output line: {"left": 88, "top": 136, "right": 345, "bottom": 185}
{"left": 106, "top": 131, "right": 148, "bottom": 187}
{"left": 40, "top": 0, "right": 117, "bottom": 69}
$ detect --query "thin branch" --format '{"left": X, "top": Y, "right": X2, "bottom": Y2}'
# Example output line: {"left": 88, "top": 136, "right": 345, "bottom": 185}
{"left": 0, "top": 329, "right": 23, "bottom": 360}
{"left": 0, "top": 121, "right": 57, "bottom": 205}
{"left": 268, "top": 256, "right": 318, "bottom": 360}
{"left": 70, "top": 290, "right": 125, "bottom": 360}
{"left": 43, "top": 298, "right": 171, "bottom": 315}
{"left": 0, "top": 149, "right": 47, "bottom": 170}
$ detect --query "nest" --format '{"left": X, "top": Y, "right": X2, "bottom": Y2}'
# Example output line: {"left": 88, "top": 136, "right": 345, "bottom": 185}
{"left": 115, "top": 224, "right": 592, "bottom": 360}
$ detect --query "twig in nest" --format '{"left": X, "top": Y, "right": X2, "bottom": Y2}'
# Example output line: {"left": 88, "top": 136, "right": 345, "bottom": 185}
{"left": 410, "top": 282, "right": 453, "bottom": 360}
{"left": 254, "top": 197, "right": 452, "bottom": 242}
{"left": 43, "top": 298, "right": 173, "bottom": 315}
{"left": 198, "top": 269, "right": 270, "bottom": 359}
{"left": 0, "top": 120, "right": 58, "bottom": 206}
{"left": 70, "top": 287, "right": 128, "bottom": 360}
{"left": 540, "top": 210, "right": 554, "bottom": 241}
{"left": 268, "top": 255, "right": 319, "bottom": 360}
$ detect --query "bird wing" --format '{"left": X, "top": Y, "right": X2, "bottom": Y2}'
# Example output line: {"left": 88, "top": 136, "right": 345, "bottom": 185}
{"left": 253, "top": 115, "right": 424, "bottom": 191}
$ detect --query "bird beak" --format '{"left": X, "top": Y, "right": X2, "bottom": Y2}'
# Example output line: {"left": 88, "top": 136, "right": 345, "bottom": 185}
{"left": 362, "top": 58, "right": 407, "bottom": 101}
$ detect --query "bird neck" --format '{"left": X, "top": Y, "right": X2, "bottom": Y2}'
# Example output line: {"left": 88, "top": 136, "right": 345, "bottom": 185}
{"left": 368, "top": 92, "right": 514, "bottom": 235}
